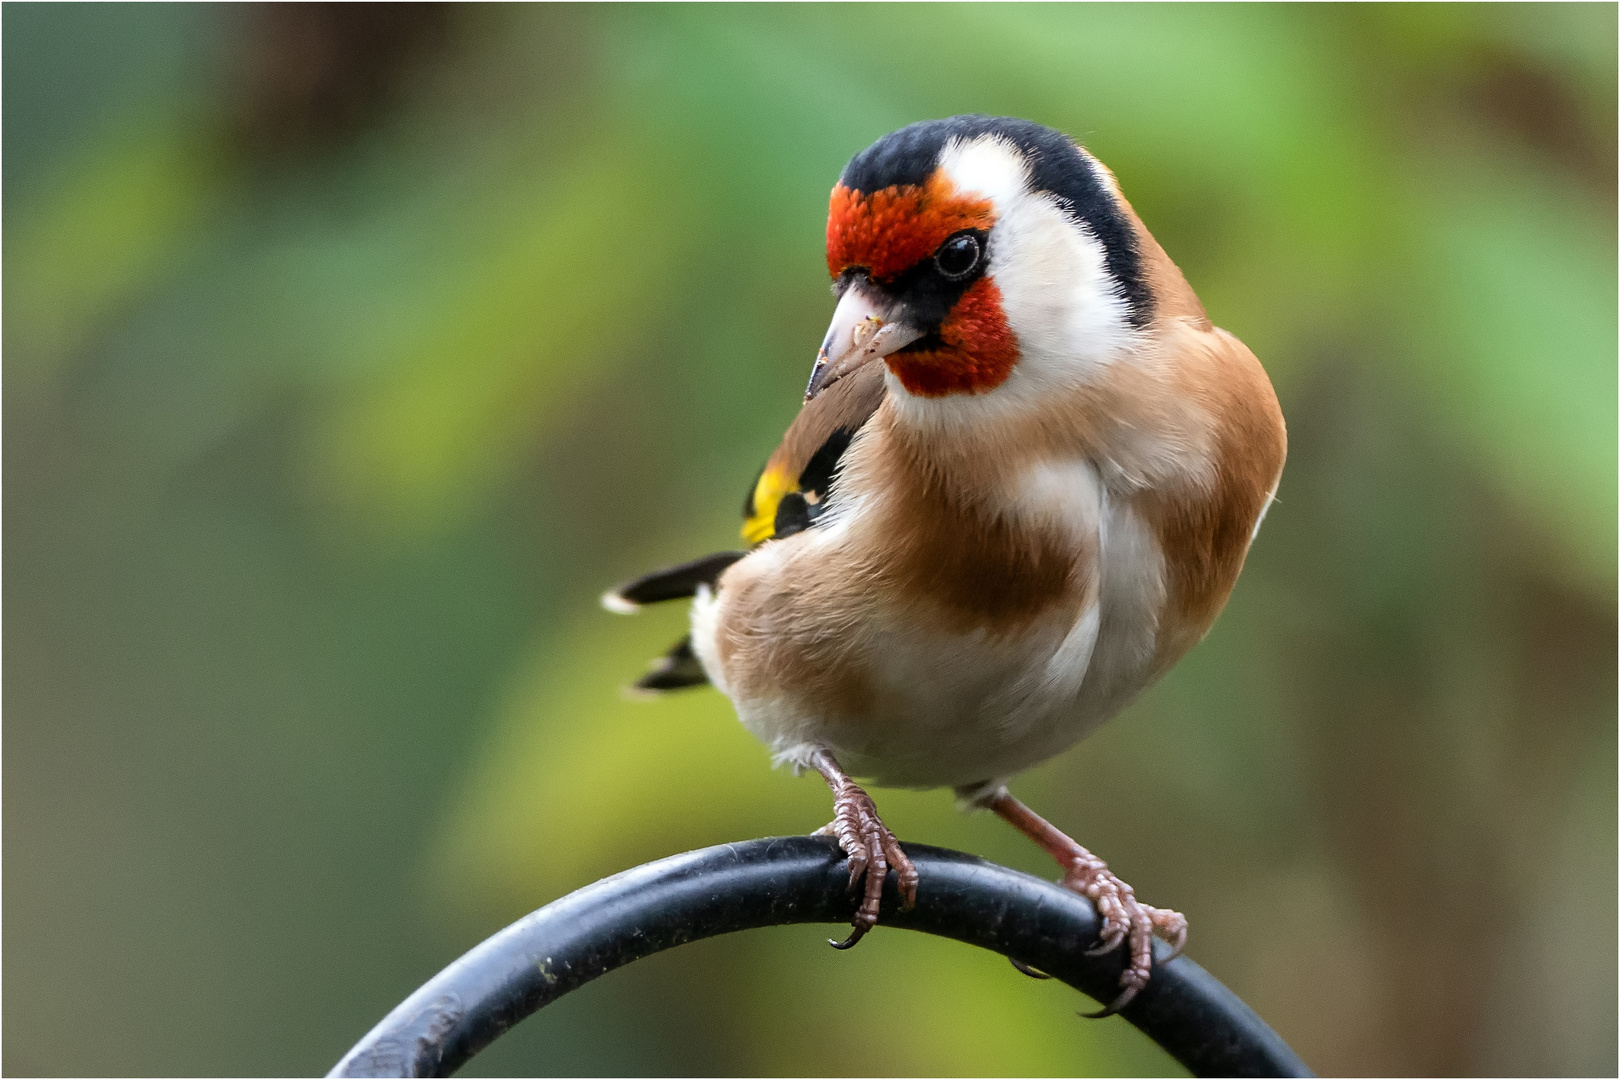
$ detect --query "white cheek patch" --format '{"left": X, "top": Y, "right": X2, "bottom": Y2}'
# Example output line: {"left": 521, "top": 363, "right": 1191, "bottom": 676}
{"left": 898, "top": 135, "right": 1139, "bottom": 430}
{"left": 991, "top": 190, "right": 1135, "bottom": 378}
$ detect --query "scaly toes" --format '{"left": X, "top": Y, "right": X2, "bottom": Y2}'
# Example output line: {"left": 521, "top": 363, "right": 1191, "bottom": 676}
{"left": 1060, "top": 855, "right": 1183, "bottom": 1014}
{"left": 857, "top": 814, "right": 888, "bottom": 920}
{"left": 1145, "top": 903, "right": 1188, "bottom": 961}
{"left": 828, "top": 816, "right": 885, "bottom": 949}
{"left": 879, "top": 826, "right": 918, "bottom": 910}
{"left": 1069, "top": 866, "right": 1129, "bottom": 956}
{"left": 821, "top": 781, "right": 913, "bottom": 948}
{"left": 824, "top": 802, "right": 869, "bottom": 895}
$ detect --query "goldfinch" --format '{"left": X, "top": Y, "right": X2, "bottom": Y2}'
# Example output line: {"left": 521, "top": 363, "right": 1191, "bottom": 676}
{"left": 604, "top": 115, "right": 1285, "bottom": 1013}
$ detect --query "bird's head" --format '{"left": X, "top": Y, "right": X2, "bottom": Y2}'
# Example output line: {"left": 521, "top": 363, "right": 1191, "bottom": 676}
{"left": 806, "top": 116, "right": 1160, "bottom": 416}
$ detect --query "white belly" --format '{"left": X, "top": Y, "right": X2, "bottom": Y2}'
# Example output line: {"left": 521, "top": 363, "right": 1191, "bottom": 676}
{"left": 690, "top": 462, "right": 1168, "bottom": 790}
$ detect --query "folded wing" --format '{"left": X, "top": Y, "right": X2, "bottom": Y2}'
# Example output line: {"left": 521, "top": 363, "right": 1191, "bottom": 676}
{"left": 605, "top": 362, "right": 889, "bottom": 693}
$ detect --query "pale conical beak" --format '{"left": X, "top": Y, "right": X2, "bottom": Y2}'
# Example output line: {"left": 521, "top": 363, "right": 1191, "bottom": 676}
{"left": 804, "top": 285, "right": 925, "bottom": 401}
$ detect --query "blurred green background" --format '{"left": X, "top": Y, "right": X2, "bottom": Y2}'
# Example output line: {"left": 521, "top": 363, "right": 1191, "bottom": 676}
{"left": 5, "top": 3, "right": 1615, "bottom": 1075}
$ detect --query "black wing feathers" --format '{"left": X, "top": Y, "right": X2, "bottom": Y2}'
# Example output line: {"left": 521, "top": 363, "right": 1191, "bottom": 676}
{"left": 799, "top": 428, "right": 854, "bottom": 503}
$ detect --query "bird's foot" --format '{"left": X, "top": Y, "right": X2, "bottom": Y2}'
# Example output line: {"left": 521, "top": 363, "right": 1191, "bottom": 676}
{"left": 809, "top": 750, "right": 917, "bottom": 949}
{"left": 1060, "top": 850, "right": 1187, "bottom": 1016}
{"left": 984, "top": 788, "right": 1186, "bottom": 1017}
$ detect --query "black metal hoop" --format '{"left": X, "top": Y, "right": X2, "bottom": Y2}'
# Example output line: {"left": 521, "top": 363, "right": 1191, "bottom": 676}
{"left": 329, "top": 837, "right": 1311, "bottom": 1078}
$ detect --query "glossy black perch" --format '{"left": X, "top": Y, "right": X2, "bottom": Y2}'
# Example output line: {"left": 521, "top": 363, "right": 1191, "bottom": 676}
{"left": 329, "top": 837, "right": 1312, "bottom": 1078}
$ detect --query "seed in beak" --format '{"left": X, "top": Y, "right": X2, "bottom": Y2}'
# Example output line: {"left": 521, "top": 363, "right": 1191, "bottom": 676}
{"left": 851, "top": 316, "right": 883, "bottom": 351}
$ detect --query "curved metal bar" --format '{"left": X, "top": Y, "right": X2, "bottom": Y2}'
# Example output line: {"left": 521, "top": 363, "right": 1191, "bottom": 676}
{"left": 330, "top": 837, "right": 1311, "bottom": 1078}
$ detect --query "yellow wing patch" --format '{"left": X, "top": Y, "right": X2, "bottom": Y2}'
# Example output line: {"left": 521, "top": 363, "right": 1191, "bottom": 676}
{"left": 742, "top": 464, "right": 795, "bottom": 545}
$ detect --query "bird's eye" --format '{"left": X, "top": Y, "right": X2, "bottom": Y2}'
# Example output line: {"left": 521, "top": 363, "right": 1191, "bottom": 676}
{"left": 933, "top": 232, "right": 982, "bottom": 280}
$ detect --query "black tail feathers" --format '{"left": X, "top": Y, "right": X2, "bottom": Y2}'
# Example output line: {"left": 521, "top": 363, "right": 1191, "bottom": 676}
{"left": 604, "top": 551, "right": 744, "bottom": 694}
{"left": 632, "top": 635, "right": 709, "bottom": 693}
{"left": 601, "top": 550, "right": 746, "bottom": 612}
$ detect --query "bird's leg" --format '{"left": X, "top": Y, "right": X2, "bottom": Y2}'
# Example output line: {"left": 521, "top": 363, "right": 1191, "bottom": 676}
{"left": 809, "top": 748, "right": 918, "bottom": 949}
{"left": 987, "top": 788, "right": 1187, "bottom": 1016}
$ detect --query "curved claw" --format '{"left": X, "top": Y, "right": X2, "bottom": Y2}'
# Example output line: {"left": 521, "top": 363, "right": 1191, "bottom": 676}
{"left": 1008, "top": 956, "right": 1053, "bottom": 979}
{"left": 1080, "top": 990, "right": 1131, "bottom": 1020}
{"left": 828, "top": 925, "right": 869, "bottom": 950}
{"left": 1085, "top": 929, "right": 1124, "bottom": 957}
{"left": 1081, "top": 975, "right": 1147, "bottom": 1019}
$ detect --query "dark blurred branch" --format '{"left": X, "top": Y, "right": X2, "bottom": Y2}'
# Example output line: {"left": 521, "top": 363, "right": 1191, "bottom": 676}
{"left": 328, "top": 838, "right": 1312, "bottom": 1078}
{"left": 227, "top": 2, "right": 453, "bottom": 160}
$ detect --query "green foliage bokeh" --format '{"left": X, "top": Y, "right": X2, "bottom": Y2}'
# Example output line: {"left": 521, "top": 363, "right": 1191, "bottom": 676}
{"left": 5, "top": 5, "right": 1614, "bottom": 1076}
